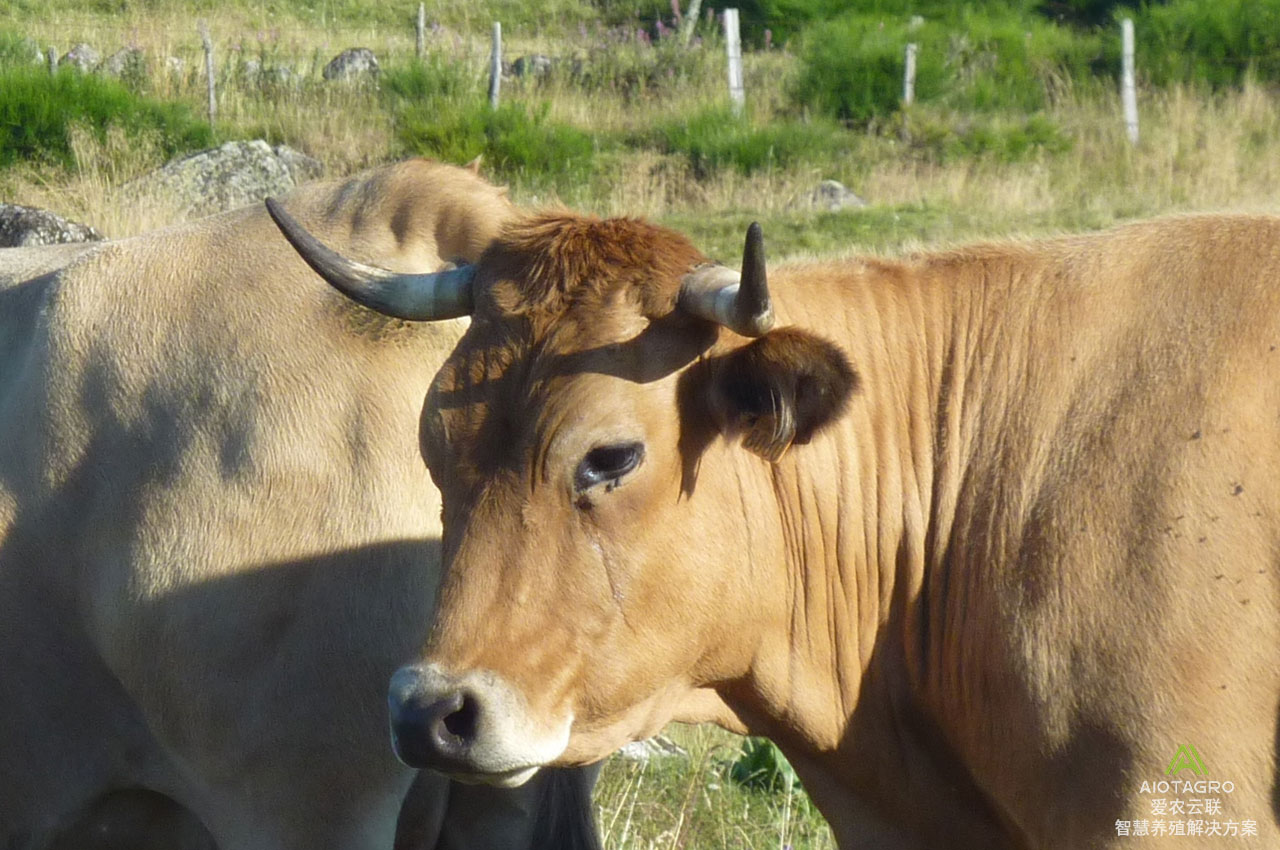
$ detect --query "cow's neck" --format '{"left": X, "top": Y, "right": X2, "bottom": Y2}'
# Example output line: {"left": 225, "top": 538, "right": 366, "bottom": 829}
{"left": 724, "top": 254, "right": 1032, "bottom": 847}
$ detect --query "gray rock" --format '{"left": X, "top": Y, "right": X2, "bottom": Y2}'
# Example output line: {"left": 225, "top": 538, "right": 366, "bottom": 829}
{"left": 99, "top": 47, "right": 147, "bottom": 78}
{"left": 166, "top": 56, "right": 186, "bottom": 75}
{"left": 322, "top": 47, "right": 378, "bottom": 82}
{"left": 0, "top": 203, "right": 104, "bottom": 248}
{"left": 12, "top": 36, "right": 43, "bottom": 65}
{"left": 804, "top": 179, "right": 867, "bottom": 212}
{"left": 512, "top": 54, "right": 554, "bottom": 78}
{"left": 243, "top": 60, "right": 298, "bottom": 89}
{"left": 615, "top": 735, "right": 689, "bottom": 764}
{"left": 124, "top": 140, "right": 324, "bottom": 219}
{"left": 59, "top": 43, "right": 100, "bottom": 73}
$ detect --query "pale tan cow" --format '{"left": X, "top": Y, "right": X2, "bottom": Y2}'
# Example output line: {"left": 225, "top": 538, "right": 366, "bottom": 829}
{"left": 270, "top": 206, "right": 1280, "bottom": 848}
{"left": 0, "top": 241, "right": 99, "bottom": 285}
{"left": 0, "top": 159, "right": 600, "bottom": 850}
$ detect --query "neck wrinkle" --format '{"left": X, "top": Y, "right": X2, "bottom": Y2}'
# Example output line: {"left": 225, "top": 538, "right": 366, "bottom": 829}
{"left": 731, "top": 254, "right": 1018, "bottom": 838}
{"left": 731, "top": 257, "right": 968, "bottom": 743}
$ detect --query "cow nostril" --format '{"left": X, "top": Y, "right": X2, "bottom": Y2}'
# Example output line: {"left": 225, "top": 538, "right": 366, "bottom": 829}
{"left": 441, "top": 693, "right": 479, "bottom": 744}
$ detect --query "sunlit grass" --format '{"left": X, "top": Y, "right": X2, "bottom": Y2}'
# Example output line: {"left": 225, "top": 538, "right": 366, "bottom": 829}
{"left": 596, "top": 726, "right": 835, "bottom": 850}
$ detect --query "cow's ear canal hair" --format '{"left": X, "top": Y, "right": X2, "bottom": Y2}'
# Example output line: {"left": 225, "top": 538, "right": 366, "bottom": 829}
{"left": 708, "top": 328, "right": 859, "bottom": 462}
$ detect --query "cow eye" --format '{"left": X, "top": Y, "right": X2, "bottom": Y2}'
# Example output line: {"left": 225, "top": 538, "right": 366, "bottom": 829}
{"left": 574, "top": 442, "right": 644, "bottom": 492}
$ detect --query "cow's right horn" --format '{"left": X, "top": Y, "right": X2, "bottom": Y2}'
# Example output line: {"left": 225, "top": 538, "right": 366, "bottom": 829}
{"left": 265, "top": 198, "right": 475, "bottom": 321}
{"left": 677, "top": 221, "right": 774, "bottom": 337}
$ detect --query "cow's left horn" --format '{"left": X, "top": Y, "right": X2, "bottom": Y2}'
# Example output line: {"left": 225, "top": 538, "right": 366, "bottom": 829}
{"left": 677, "top": 221, "right": 773, "bottom": 337}
{"left": 265, "top": 197, "right": 475, "bottom": 321}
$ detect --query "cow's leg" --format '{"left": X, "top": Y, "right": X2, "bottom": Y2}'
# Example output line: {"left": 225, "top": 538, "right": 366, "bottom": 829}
{"left": 188, "top": 769, "right": 413, "bottom": 850}
{"left": 0, "top": 602, "right": 176, "bottom": 850}
{"left": 432, "top": 765, "right": 603, "bottom": 850}
{"left": 394, "top": 770, "right": 450, "bottom": 850}
{"left": 46, "top": 790, "right": 215, "bottom": 850}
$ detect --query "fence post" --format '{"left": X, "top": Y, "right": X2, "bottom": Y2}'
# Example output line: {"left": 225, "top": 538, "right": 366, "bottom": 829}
{"left": 198, "top": 22, "right": 216, "bottom": 123}
{"left": 1121, "top": 18, "right": 1138, "bottom": 144}
{"left": 488, "top": 22, "right": 502, "bottom": 109}
{"left": 416, "top": 3, "right": 426, "bottom": 60}
{"left": 680, "top": 0, "right": 702, "bottom": 46}
{"left": 903, "top": 43, "right": 918, "bottom": 106}
{"left": 724, "top": 8, "right": 744, "bottom": 115}
{"left": 46, "top": 46, "right": 57, "bottom": 74}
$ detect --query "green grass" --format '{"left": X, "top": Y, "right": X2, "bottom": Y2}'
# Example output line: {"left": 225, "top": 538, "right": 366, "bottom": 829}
{"left": 898, "top": 110, "right": 1074, "bottom": 163}
{"left": 595, "top": 727, "right": 834, "bottom": 849}
{"left": 792, "top": 7, "right": 1107, "bottom": 124}
{"left": 646, "top": 105, "right": 846, "bottom": 177}
{"left": 397, "top": 100, "right": 602, "bottom": 190}
{"left": 0, "top": 31, "right": 41, "bottom": 66}
{"left": 1136, "top": 0, "right": 1280, "bottom": 88}
{"left": 0, "top": 66, "right": 213, "bottom": 169}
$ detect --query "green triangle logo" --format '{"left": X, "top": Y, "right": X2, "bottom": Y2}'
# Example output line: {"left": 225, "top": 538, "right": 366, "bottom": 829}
{"left": 1166, "top": 744, "right": 1207, "bottom": 777}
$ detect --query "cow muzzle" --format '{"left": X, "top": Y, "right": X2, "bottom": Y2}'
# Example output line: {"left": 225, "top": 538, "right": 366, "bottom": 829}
{"left": 388, "top": 664, "right": 570, "bottom": 787}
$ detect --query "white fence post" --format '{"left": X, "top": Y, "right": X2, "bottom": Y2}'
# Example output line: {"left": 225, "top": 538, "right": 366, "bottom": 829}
{"left": 1121, "top": 18, "right": 1139, "bottom": 144}
{"left": 903, "top": 42, "right": 918, "bottom": 106}
{"left": 198, "top": 22, "right": 216, "bottom": 123}
{"left": 724, "top": 8, "right": 744, "bottom": 115}
{"left": 681, "top": 0, "right": 703, "bottom": 46}
{"left": 416, "top": 3, "right": 426, "bottom": 60}
{"left": 489, "top": 22, "right": 502, "bottom": 109}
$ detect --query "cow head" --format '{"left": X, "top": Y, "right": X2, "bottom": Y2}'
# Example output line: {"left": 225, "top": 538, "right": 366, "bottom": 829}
{"left": 267, "top": 202, "right": 856, "bottom": 785}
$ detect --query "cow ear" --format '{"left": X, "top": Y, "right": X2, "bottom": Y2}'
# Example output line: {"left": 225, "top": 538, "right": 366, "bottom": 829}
{"left": 464, "top": 154, "right": 484, "bottom": 175}
{"left": 708, "top": 328, "right": 858, "bottom": 462}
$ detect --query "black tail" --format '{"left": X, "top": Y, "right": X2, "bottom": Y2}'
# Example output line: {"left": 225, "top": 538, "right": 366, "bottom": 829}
{"left": 530, "top": 764, "right": 603, "bottom": 850}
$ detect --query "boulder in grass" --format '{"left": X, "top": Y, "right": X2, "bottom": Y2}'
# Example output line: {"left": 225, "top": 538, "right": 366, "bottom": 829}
{"left": 512, "top": 54, "right": 554, "bottom": 79}
{"left": 124, "top": 140, "right": 323, "bottom": 219}
{"left": 59, "top": 43, "right": 100, "bottom": 73}
{"left": 0, "top": 203, "right": 104, "bottom": 248}
{"left": 802, "top": 179, "right": 867, "bottom": 212}
{"left": 99, "top": 47, "right": 147, "bottom": 80}
{"left": 322, "top": 47, "right": 379, "bottom": 82}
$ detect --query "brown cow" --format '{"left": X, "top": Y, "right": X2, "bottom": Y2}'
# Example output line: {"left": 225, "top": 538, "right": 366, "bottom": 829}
{"left": 0, "top": 160, "right": 600, "bottom": 850}
{"left": 269, "top": 205, "right": 1280, "bottom": 848}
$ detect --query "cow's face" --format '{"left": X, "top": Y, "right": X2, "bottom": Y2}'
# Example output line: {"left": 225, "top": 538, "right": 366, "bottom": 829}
{"left": 265, "top": 205, "right": 856, "bottom": 785}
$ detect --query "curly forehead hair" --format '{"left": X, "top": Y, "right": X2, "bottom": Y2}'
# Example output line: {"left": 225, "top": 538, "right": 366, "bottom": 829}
{"left": 476, "top": 212, "right": 709, "bottom": 323}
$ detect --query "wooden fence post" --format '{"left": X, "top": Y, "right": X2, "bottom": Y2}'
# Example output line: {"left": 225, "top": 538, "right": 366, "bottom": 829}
{"left": 1121, "top": 18, "right": 1138, "bottom": 144}
{"left": 680, "top": 0, "right": 702, "bottom": 46}
{"left": 724, "top": 8, "right": 744, "bottom": 115}
{"left": 198, "top": 22, "right": 216, "bottom": 123}
{"left": 903, "top": 42, "right": 918, "bottom": 106}
{"left": 416, "top": 3, "right": 426, "bottom": 60}
{"left": 488, "top": 22, "right": 502, "bottom": 108}
{"left": 47, "top": 46, "right": 57, "bottom": 74}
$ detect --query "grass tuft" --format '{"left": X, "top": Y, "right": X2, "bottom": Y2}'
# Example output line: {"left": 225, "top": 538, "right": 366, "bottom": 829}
{"left": 0, "top": 65, "right": 213, "bottom": 170}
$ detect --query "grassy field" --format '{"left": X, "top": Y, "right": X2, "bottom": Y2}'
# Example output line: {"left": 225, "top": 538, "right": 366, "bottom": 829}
{"left": 7, "top": 2, "right": 1280, "bottom": 261}
{"left": 6, "top": 2, "right": 1280, "bottom": 846}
